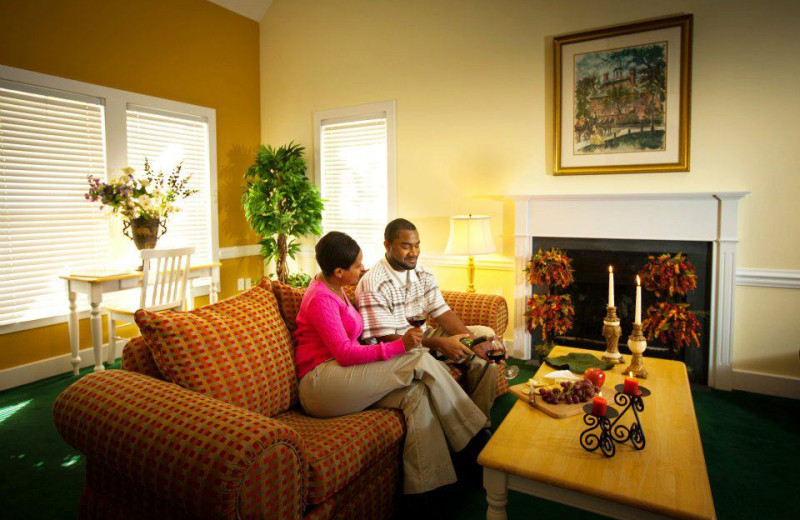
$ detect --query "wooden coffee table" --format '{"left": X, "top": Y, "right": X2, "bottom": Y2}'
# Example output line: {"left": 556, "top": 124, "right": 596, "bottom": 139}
{"left": 478, "top": 346, "right": 716, "bottom": 520}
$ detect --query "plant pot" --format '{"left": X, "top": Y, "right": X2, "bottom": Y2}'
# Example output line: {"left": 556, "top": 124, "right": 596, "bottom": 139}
{"left": 123, "top": 217, "right": 167, "bottom": 250}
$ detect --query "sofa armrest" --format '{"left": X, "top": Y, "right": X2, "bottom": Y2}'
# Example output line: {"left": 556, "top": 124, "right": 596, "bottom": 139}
{"left": 54, "top": 370, "right": 307, "bottom": 520}
{"left": 436, "top": 290, "right": 509, "bottom": 337}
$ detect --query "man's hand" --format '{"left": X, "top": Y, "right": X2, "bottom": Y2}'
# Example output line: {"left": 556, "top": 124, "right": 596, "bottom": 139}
{"left": 434, "top": 333, "right": 473, "bottom": 360}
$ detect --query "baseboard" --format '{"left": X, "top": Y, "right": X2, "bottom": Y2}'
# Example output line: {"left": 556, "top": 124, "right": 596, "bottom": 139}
{"left": 732, "top": 368, "right": 800, "bottom": 400}
{"left": 0, "top": 341, "right": 126, "bottom": 392}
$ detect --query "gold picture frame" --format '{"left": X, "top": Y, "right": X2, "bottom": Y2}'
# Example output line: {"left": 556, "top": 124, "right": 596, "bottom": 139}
{"left": 554, "top": 15, "right": 692, "bottom": 175}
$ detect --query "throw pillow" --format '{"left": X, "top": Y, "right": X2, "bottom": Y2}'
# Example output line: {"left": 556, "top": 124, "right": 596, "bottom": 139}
{"left": 135, "top": 280, "right": 297, "bottom": 416}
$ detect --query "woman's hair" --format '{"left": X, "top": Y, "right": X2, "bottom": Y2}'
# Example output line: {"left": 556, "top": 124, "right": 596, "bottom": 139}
{"left": 315, "top": 231, "right": 361, "bottom": 276}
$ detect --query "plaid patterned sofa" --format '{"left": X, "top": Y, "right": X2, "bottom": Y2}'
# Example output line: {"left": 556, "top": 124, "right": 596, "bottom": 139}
{"left": 53, "top": 280, "right": 509, "bottom": 520}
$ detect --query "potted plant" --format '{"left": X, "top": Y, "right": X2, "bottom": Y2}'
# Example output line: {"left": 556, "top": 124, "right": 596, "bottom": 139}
{"left": 640, "top": 253, "right": 702, "bottom": 355}
{"left": 86, "top": 159, "right": 197, "bottom": 251}
{"left": 242, "top": 143, "right": 323, "bottom": 284}
{"left": 524, "top": 248, "right": 575, "bottom": 363}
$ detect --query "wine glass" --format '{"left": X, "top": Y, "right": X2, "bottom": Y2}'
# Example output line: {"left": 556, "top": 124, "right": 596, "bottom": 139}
{"left": 486, "top": 337, "right": 519, "bottom": 380}
{"left": 404, "top": 295, "right": 428, "bottom": 329}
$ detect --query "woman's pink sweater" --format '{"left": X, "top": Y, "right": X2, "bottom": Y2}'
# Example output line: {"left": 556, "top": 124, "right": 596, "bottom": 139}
{"left": 294, "top": 279, "right": 406, "bottom": 379}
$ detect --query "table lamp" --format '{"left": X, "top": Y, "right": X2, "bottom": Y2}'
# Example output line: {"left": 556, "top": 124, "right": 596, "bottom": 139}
{"left": 444, "top": 214, "right": 496, "bottom": 293}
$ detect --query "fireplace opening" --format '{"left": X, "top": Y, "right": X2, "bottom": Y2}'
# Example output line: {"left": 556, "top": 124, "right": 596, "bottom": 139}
{"left": 530, "top": 237, "right": 712, "bottom": 384}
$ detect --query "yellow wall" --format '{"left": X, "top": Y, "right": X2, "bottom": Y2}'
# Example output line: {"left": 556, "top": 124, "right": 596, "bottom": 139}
{"left": 259, "top": 0, "right": 800, "bottom": 377}
{"left": 0, "top": 0, "right": 263, "bottom": 369}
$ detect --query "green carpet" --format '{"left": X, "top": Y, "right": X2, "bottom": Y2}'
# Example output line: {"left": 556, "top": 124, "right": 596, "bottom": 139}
{"left": 1, "top": 359, "right": 798, "bottom": 519}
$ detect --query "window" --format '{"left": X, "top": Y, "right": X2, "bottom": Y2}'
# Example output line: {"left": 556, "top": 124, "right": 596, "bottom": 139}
{"left": 0, "top": 82, "right": 109, "bottom": 326}
{"left": 314, "top": 101, "right": 396, "bottom": 267}
{"left": 126, "top": 106, "right": 212, "bottom": 265}
{"left": 0, "top": 65, "right": 218, "bottom": 332}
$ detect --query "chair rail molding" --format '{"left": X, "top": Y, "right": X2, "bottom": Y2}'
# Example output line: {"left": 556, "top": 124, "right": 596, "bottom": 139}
{"left": 512, "top": 191, "right": 750, "bottom": 392}
{"left": 421, "top": 253, "right": 514, "bottom": 272}
{"left": 219, "top": 244, "right": 261, "bottom": 259}
{"left": 736, "top": 268, "right": 800, "bottom": 289}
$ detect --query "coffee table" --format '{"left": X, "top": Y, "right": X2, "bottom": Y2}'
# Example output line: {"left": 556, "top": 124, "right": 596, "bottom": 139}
{"left": 477, "top": 346, "right": 716, "bottom": 520}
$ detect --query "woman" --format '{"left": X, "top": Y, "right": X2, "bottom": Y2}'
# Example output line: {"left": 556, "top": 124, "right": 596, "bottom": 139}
{"left": 295, "top": 231, "right": 487, "bottom": 495}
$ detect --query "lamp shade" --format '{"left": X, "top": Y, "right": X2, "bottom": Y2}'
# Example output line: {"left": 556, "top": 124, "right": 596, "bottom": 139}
{"left": 444, "top": 214, "right": 496, "bottom": 255}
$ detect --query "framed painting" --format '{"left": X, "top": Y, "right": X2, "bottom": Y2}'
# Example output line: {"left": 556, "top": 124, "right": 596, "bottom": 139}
{"left": 554, "top": 15, "right": 692, "bottom": 175}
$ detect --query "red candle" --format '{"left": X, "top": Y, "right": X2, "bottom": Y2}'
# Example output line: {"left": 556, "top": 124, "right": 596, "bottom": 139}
{"left": 591, "top": 396, "right": 607, "bottom": 417}
{"left": 624, "top": 377, "right": 639, "bottom": 395}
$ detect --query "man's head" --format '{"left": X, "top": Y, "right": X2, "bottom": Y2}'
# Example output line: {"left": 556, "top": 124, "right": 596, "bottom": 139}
{"left": 384, "top": 218, "right": 420, "bottom": 271}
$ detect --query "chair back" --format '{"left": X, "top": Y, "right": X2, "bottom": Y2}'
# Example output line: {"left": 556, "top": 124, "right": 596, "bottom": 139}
{"left": 139, "top": 247, "right": 194, "bottom": 311}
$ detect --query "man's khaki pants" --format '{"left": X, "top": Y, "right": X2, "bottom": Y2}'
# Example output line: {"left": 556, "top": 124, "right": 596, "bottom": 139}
{"left": 298, "top": 348, "right": 487, "bottom": 494}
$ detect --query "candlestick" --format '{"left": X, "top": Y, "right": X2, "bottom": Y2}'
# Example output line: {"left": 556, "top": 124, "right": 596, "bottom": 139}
{"left": 625, "top": 322, "right": 649, "bottom": 378}
{"left": 635, "top": 275, "right": 642, "bottom": 324}
{"left": 608, "top": 266, "right": 614, "bottom": 307}
{"left": 601, "top": 305, "right": 624, "bottom": 364}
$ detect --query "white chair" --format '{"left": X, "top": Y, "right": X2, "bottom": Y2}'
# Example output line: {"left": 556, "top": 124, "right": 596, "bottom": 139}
{"left": 105, "top": 247, "right": 194, "bottom": 365}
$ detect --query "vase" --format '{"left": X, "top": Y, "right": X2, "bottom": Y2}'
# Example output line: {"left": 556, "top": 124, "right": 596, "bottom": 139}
{"left": 123, "top": 217, "right": 167, "bottom": 250}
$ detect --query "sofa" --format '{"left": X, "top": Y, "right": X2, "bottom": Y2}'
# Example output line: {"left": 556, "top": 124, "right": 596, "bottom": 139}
{"left": 53, "top": 279, "right": 509, "bottom": 520}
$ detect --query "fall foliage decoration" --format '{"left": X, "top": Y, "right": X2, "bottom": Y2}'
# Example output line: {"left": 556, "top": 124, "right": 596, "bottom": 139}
{"left": 639, "top": 252, "right": 702, "bottom": 350}
{"left": 525, "top": 294, "right": 575, "bottom": 340}
{"left": 639, "top": 252, "right": 697, "bottom": 298}
{"left": 525, "top": 248, "right": 575, "bottom": 288}
{"left": 642, "top": 302, "right": 702, "bottom": 349}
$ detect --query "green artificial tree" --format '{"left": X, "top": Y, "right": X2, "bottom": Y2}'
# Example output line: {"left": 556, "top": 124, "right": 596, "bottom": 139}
{"left": 242, "top": 142, "right": 323, "bottom": 284}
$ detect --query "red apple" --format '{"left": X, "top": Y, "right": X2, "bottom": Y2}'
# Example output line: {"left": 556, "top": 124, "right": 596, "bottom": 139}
{"left": 584, "top": 367, "right": 606, "bottom": 388}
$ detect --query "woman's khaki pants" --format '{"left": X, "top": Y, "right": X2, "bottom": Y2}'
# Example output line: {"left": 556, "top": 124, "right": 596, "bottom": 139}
{"left": 298, "top": 348, "right": 487, "bottom": 494}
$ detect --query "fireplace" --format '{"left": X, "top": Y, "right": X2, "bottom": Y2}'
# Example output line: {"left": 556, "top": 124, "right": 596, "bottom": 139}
{"left": 512, "top": 192, "right": 749, "bottom": 390}
{"left": 530, "top": 237, "right": 712, "bottom": 383}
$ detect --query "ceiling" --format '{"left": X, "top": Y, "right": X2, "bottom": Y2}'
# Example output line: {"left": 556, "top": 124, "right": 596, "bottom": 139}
{"left": 207, "top": 0, "right": 273, "bottom": 21}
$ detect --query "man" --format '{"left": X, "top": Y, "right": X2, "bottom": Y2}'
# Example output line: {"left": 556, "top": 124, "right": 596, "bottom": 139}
{"left": 355, "top": 218, "right": 499, "bottom": 420}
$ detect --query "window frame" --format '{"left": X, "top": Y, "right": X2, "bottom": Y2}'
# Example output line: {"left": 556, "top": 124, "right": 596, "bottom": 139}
{"left": 312, "top": 100, "right": 397, "bottom": 263}
{"left": 0, "top": 64, "right": 219, "bottom": 334}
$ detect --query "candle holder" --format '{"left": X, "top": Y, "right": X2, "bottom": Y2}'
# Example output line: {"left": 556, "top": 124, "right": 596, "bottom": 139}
{"left": 610, "top": 384, "right": 651, "bottom": 450}
{"left": 624, "top": 322, "right": 649, "bottom": 378}
{"left": 579, "top": 404, "right": 619, "bottom": 458}
{"left": 601, "top": 306, "right": 624, "bottom": 364}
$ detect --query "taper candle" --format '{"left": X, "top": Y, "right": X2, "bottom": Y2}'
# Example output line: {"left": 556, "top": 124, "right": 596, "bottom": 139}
{"left": 635, "top": 275, "right": 642, "bottom": 324}
{"left": 608, "top": 266, "right": 614, "bottom": 307}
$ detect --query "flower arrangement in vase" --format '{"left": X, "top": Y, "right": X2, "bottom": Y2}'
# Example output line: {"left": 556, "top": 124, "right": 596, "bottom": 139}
{"left": 524, "top": 248, "right": 575, "bottom": 360}
{"left": 639, "top": 253, "right": 702, "bottom": 353}
{"left": 86, "top": 159, "right": 197, "bottom": 251}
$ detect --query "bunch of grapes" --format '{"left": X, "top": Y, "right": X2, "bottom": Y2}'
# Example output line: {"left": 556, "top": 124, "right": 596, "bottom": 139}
{"left": 538, "top": 378, "right": 600, "bottom": 405}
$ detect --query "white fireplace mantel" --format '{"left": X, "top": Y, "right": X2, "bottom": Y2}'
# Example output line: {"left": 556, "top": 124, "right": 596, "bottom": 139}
{"left": 513, "top": 191, "right": 749, "bottom": 390}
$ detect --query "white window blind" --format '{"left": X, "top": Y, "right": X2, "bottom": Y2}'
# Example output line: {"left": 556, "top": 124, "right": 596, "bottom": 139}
{"left": 320, "top": 115, "right": 388, "bottom": 267}
{"left": 0, "top": 83, "right": 109, "bottom": 326}
{"left": 126, "top": 106, "right": 212, "bottom": 266}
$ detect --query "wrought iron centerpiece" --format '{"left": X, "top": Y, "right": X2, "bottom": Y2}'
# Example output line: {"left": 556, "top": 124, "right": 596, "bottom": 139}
{"left": 610, "top": 384, "right": 651, "bottom": 450}
{"left": 579, "top": 404, "right": 619, "bottom": 458}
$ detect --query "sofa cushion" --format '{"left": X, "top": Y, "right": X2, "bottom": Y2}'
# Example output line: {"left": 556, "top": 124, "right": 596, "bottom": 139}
{"left": 135, "top": 280, "right": 297, "bottom": 416}
{"left": 274, "top": 408, "right": 405, "bottom": 505}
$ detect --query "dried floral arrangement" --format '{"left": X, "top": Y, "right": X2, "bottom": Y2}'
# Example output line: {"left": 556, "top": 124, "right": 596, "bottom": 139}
{"left": 525, "top": 248, "right": 575, "bottom": 356}
{"left": 639, "top": 252, "right": 702, "bottom": 349}
{"left": 525, "top": 248, "right": 575, "bottom": 288}
{"left": 639, "top": 252, "right": 697, "bottom": 297}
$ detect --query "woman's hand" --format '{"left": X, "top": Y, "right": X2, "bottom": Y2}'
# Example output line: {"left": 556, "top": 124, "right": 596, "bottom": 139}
{"left": 402, "top": 327, "right": 425, "bottom": 351}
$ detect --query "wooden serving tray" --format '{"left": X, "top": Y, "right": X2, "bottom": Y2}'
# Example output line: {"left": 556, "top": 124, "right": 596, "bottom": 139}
{"left": 509, "top": 382, "right": 613, "bottom": 419}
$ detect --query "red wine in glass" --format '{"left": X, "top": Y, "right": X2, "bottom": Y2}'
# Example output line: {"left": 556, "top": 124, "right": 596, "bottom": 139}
{"left": 486, "top": 349, "right": 505, "bottom": 364}
{"left": 406, "top": 315, "right": 427, "bottom": 328}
